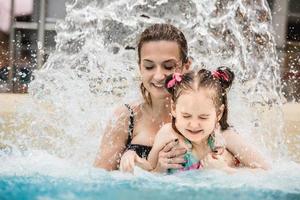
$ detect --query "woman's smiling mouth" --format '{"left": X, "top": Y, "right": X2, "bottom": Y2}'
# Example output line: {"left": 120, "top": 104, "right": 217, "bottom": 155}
{"left": 151, "top": 83, "right": 164, "bottom": 89}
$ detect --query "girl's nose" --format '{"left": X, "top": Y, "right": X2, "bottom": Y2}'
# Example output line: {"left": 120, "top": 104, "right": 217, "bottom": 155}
{"left": 188, "top": 120, "right": 200, "bottom": 129}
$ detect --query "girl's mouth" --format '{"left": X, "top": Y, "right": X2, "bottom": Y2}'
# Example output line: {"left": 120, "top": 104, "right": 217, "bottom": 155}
{"left": 186, "top": 129, "right": 203, "bottom": 134}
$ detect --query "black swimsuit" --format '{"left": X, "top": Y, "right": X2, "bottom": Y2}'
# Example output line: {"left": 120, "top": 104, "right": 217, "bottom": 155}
{"left": 125, "top": 104, "right": 152, "bottom": 159}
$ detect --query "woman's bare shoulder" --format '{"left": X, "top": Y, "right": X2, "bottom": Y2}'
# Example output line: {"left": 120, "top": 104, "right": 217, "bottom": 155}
{"left": 113, "top": 101, "right": 141, "bottom": 117}
{"left": 107, "top": 104, "right": 136, "bottom": 131}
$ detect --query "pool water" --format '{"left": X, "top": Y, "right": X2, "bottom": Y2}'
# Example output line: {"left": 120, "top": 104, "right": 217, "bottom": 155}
{"left": 0, "top": 153, "right": 299, "bottom": 200}
{"left": 1, "top": 171, "right": 299, "bottom": 200}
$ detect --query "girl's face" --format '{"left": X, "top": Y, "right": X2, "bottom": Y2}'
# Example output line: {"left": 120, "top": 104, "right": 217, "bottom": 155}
{"left": 139, "top": 41, "right": 189, "bottom": 100}
{"left": 171, "top": 89, "right": 224, "bottom": 144}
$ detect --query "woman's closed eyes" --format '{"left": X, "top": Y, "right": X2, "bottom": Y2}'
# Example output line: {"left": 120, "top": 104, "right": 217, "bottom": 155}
{"left": 143, "top": 60, "right": 178, "bottom": 71}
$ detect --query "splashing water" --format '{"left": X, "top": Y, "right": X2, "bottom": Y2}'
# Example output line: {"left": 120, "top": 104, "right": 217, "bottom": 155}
{"left": 0, "top": 0, "right": 299, "bottom": 199}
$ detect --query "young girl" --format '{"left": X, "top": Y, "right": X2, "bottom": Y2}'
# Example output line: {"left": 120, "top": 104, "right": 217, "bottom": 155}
{"left": 147, "top": 67, "right": 271, "bottom": 173}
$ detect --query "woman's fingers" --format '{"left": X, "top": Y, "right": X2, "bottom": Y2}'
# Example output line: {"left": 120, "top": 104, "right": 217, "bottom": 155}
{"left": 202, "top": 152, "right": 228, "bottom": 169}
{"left": 213, "top": 147, "right": 225, "bottom": 156}
{"left": 166, "top": 163, "right": 184, "bottom": 169}
{"left": 158, "top": 155, "right": 185, "bottom": 170}
{"left": 167, "top": 157, "right": 186, "bottom": 164}
{"left": 159, "top": 157, "right": 183, "bottom": 169}
{"left": 154, "top": 140, "right": 189, "bottom": 172}
{"left": 167, "top": 147, "right": 187, "bottom": 158}
{"left": 156, "top": 143, "right": 187, "bottom": 171}
{"left": 162, "top": 139, "right": 179, "bottom": 152}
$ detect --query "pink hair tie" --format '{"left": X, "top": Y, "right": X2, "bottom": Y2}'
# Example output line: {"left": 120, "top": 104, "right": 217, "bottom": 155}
{"left": 212, "top": 70, "right": 229, "bottom": 81}
{"left": 167, "top": 73, "right": 182, "bottom": 88}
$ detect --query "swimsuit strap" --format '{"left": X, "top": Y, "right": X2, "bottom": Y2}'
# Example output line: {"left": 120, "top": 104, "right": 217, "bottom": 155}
{"left": 207, "top": 134, "right": 215, "bottom": 151}
{"left": 184, "top": 138, "right": 192, "bottom": 149}
{"left": 124, "top": 104, "right": 134, "bottom": 145}
{"left": 184, "top": 136, "right": 215, "bottom": 152}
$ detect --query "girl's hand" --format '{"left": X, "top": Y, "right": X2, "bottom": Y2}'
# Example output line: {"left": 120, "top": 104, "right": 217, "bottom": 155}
{"left": 120, "top": 150, "right": 153, "bottom": 173}
{"left": 152, "top": 139, "right": 187, "bottom": 173}
{"left": 120, "top": 150, "right": 137, "bottom": 173}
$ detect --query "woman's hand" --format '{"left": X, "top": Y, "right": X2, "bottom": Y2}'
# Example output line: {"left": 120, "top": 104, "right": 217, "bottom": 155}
{"left": 202, "top": 152, "right": 228, "bottom": 170}
{"left": 120, "top": 150, "right": 153, "bottom": 173}
{"left": 152, "top": 139, "right": 187, "bottom": 173}
{"left": 202, "top": 152, "right": 237, "bottom": 173}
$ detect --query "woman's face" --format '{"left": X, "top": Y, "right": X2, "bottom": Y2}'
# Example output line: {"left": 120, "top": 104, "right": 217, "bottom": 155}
{"left": 139, "top": 41, "right": 189, "bottom": 100}
{"left": 172, "top": 89, "right": 223, "bottom": 144}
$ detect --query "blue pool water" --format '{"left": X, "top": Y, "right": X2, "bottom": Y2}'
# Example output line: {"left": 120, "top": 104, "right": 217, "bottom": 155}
{"left": 1, "top": 164, "right": 300, "bottom": 200}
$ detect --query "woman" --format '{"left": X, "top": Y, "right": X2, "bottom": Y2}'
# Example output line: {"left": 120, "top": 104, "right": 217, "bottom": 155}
{"left": 94, "top": 23, "right": 191, "bottom": 172}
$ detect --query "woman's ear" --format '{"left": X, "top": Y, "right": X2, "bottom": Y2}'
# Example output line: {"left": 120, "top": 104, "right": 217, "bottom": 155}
{"left": 171, "top": 100, "right": 176, "bottom": 117}
{"left": 182, "top": 57, "right": 192, "bottom": 72}
{"left": 217, "top": 104, "right": 225, "bottom": 121}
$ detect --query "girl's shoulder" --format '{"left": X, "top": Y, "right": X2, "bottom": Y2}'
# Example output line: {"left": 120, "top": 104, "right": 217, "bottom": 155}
{"left": 154, "top": 123, "right": 177, "bottom": 147}
{"left": 156, "top": 123, "right": 175, "bottom": 138}
{"left": 158, "top": 123, "right": 174, "bottom": 134}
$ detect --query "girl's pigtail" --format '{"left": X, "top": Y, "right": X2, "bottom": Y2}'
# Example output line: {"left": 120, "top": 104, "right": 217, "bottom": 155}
{"left": 214, "top": 66, "right": 235, "bottom": 90}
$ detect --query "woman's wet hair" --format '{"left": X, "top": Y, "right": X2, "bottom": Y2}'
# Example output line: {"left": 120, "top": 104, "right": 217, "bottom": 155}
{"left": 165, "top": 67, "right": 235, "bottom": 130}
{"left": 137, "top": 23, "right": 188, "bottom": 64}
{"left": 138, "top": 23, "right": 189, "bottom": 106}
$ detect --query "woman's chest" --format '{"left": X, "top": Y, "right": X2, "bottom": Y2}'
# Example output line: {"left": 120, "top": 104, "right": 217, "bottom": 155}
{"left": 131, "top": 121, "right": 162, "bottom": 146}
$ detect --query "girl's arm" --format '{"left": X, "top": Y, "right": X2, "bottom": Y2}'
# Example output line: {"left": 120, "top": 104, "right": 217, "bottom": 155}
{"left": 120, "top": 150, "right": 153, "bottom": 173}
{"left": 93, "top": 106, "right": 130, "bottom": 171}
{"left": 147, "top": 124, "right": 177, "bottom": 169}
{"left": 120, "top": 129, "right": 182, "bottom": 173}
{"left": 148, "top": 124, "right": 187, "bottom": 173}
{"left": 223, "top": 129, "right": 271, "bottom": 170}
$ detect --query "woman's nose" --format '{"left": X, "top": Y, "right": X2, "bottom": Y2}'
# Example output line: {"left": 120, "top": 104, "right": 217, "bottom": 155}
{"left": 153, "top": 67, "right": 165, "bottom": 81}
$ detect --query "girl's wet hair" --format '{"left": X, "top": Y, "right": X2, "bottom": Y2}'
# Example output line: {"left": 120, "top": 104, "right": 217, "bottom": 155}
{"left": 165, "top": 67, "right": 235, "bottom": 130}
{"left": 138, "top": 23, "right": 189, "bottom": 106}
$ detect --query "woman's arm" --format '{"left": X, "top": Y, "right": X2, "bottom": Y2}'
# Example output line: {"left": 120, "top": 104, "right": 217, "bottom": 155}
{"left": 223, "top": 129, "right": 271, "bottom": 170}
{"left": 93, "top": 106, "right": 130, "bottom": 171}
